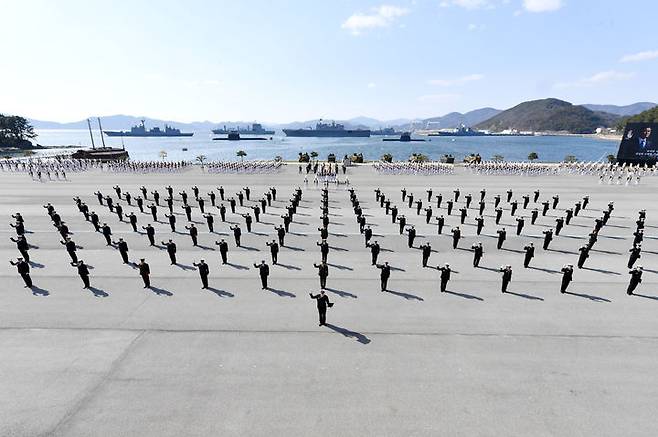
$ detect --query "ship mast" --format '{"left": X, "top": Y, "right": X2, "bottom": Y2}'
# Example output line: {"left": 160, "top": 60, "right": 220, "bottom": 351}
{"left": 97, "top": 118, "right": 106, "bottom": 148}
{"left": 86, "top": 119, "right": 96, "bottom": 149}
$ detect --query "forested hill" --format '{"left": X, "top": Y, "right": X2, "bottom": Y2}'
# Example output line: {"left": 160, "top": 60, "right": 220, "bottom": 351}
{"left": 475, "top": 98, "right": 620, "bottom": 134}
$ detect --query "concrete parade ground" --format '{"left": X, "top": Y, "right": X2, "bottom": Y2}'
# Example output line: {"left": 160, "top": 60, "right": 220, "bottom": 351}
{"left": 1, "top": 163, "right": 658, "bottom": 436}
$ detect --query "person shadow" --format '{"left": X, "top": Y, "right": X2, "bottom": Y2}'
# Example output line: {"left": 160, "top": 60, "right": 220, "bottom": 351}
{"left": 504, "top": 290, "right": 544, "bottom": 301}
{"left": 149, "top": 286, "right": 173, "bottom": 296}
{"left": 28, "top": 261, "right": 45, "bottom": 269}
{"left": 563, "top": 291, "right": 610, "bottom": 302}
{"left": 325, "top": 324, "right": 371, "bottom": 345}
{"left": 276, "top": 263, "right": 301, "bottom": 271}
{"left": 581, "top": 267, "right": 620, "bottom": 276}
{"left": 226, "top": 262, "right": 249, "bottom": 270}
{"left": 386, "top": 289, "right": 424, "bottom": 301}
{"left": 30, "top": 286, "right": 50, "bottom": 296}
{"left": 207, "top": 287, "right": 234, "bottom": 298}
{"left": 175, "top": 263, "right": 196, "bottom": 271}
{"left": 325, "top": 287, "right": 358, "bottom": 299}
{"left": 630, "top": 293, "right": 658, "bottom": 301}
{"left": 443, "top": 290, "right": 484, "bottom": 301}
{"left": 527, "top": 266, "right": 560, "bottom": 274}
{"left": 327, "top": 263, "right": 353, "bottom": 271}
{"left": 267, "top": 287, "right": 296, "bottom": 298}
{"left": 88, "top": 286, "right": 109, "bottom": 297}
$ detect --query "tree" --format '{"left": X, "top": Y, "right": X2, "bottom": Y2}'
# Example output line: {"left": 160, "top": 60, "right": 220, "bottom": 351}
{"left": 159, "top": 150, "right": 168, "bottom": 161}
{"left": 0, "top": 114, "right": 36, "bottom": 141}
{"left": 274, "top": 155, "right": 283, "bottom": 162}
{"left": 310, "top": 151, "right": 318, "bottom": 160}
{"left": 606, "top": 154, "right": 616, "bottom": 163}
{"left": 236, "top": 150, "right": 247, "bottom": 162}
{"left": 528, "top": 152, "right": 539, "bottom": 162}
{"left": 491, "top": 154, "right": 504, "bottom": 162}
{"left": 381, "top": 153, "right": 393, "bottom": 163}
{"left": 409, "top": 153, "right": 429, "bottom": 163}
{"left": 564, "top": 155, "right": 578, "bottom": 163}
{"left": 196, "top": 154, "right": 207, "bottom": 165}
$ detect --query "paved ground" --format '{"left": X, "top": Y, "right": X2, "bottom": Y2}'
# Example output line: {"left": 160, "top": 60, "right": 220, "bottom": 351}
{"left": 1, "top": 164, "right": 657, "bottom": 436}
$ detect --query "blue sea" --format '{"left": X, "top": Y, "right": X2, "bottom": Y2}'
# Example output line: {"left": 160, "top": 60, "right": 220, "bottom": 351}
{"left": 34, "top": 129, "right": 619, "bottom": 163}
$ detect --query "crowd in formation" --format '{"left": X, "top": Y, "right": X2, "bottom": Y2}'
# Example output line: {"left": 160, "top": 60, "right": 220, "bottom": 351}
{"left": 466, "top": 161, "right": 560, "bottom": 176}
{"left": 6, "top": 160, "right": 652, "bottom": 325}
{"left": 105, "top": 161, "right": 190, "bottom": 173}
{"left": 206, "top": 160, "right": 285, "bottom": 174}
{"left": 0, "top": 157, "right": 93, "bottom": 181}
{"left": 373, "top": 161, "right": 456, "bottom": 175}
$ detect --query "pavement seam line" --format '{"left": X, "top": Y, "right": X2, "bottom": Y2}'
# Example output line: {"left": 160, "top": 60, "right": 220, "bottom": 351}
{"left": 43, "top": 329, "right": 147, "bottom": 437}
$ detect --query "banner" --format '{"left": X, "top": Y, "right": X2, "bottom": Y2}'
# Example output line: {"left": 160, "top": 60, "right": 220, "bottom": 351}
{"left": 616, "top": 123, "right": 658, "bottom": 165}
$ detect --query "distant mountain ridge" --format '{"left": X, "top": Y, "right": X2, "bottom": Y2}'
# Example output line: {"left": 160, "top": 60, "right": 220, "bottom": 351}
{"left": 616, "top": 105, "right": 658, "bottom": 129}
{"left": 23, "top": 101, "right": 651, "bottom": 132}
{"left": 419, "top": 108, "right": 502, "bottom": 129}
{"left": 475, "top": 98, "right": 621, "bottom": 134}
{"left": 581, "top": 102, "right": 656, "bottom": 117}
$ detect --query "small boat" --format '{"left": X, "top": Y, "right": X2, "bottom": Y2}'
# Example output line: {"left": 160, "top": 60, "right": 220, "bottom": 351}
{"left": 182, "top": 148, "right": 188, "bottom": 151}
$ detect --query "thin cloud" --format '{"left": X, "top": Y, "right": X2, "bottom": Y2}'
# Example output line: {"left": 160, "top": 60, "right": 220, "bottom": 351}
{"left": 522, "top": 0, "right": 563, "bottom": 13}
{"left": 342, "top": 5, "right": 409, "bottom": 35}
{"left": 428, "top": 74, "right": 484, "bottom": 86}
{"left": 417, "top": 93, "right": 461, "bottom": 102}
{"left": 367, "top": 82, "right": 377, "bottom": 88}
{"left": 553, "top": 70, "right": 635, "bottom": 89}
{"left": 620, "top": 50, "right": 658, "bottom": 63}
{"left": 440, "top": 0, "right": 494, "bottom": 9}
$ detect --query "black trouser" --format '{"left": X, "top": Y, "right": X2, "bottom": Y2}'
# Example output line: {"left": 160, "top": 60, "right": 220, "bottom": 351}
{"left": 104, "top": 235, "right": 111, "bottom": 245}
{"left": 321, "top": 252, "right": 328, "bottom": 263}
{"left": 422, "top": 256, "right": 429, "bottom": 267}
{"left": 381, "top": 277, "right": 388, "bottom": 291}
{"left": 474, "top": 256, "right": 481, "bottom": 267}
{"left": 441, "top": 279, "right": 448, "bottom": 292}
{"left": 208, "top": 223, "right": 214, "bottom": 233}
{"left": 320, "top": 276, "right": 326, "bottom": 289}
{"left": 260, "top": 275, "right": 268, "bottom": 289}
{"left": 80, "top": 274, "right": 90, "bottom": 288}
{"left": 68, "top": 250, "right": 78, "bottom": 264}
{"left": 169, "top": 253, "right": 176, "bottom": 264}
{"left": 142, "top": 274, "right": 150, "bottom": 288}
{"left": 371, "top": 253, "right": 378, "bottom": 265}
{"left": 524, "top": 256, "right": 531, "bottom": 268}
{"left": 278, "top": 236, "right": 284, "bottom": 246}
{"left": 560, "top": 278, "right": 570, "bottom": 293}
{"left": 191, "top": 235, "right": 198, "bottom": 246}
{"left": 148, "top": 235, "right": 155, "bottom": 246}
{"left": 200, "top": 274, "right": 208, "bottom": 289}
{"left": 220, "top": 252, "right": 227, "bottom": 264}
{"left": 131, "top": 222, "right": 137, "bottom": 232}
{"left": 318, "top": 308, "right": 326, "bottom": 325}
{"left": 19, "top": 249, "right": 30, "bottom": 263}
{"left": 235, "top": 236, "right": 241, "bottom": 247}
{"left": 627, "top": 281, "right": 638, "bottom": 295}
{"left": 502, "top": 279, "right": 509, "bottom": 293}
{"left": 271, "top": 253, "right": 277, "bottom": 264}
{"left": 121, "top": 251, "right": 129, "bottom": 264}
{"left": 21, "top": 273, "right": 32, "bottom": 288}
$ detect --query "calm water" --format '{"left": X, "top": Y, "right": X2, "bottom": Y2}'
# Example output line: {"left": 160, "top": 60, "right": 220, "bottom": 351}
{"left": 34, "top": 129, "right": 619, "bottom": 163}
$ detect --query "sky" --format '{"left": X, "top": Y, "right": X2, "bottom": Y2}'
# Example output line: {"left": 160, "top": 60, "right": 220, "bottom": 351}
{"left": 1, "top": 0, "right": 657, "bottom": 123}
